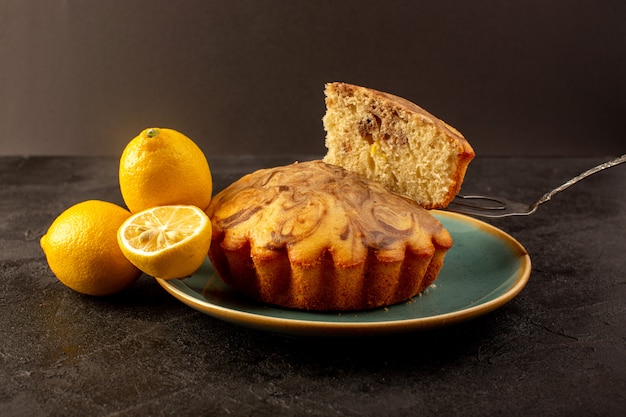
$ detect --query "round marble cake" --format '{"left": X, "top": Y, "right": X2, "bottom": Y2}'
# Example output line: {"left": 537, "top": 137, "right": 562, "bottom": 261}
{"left": 206, "top": 160, "right": 452, "bottom": 311}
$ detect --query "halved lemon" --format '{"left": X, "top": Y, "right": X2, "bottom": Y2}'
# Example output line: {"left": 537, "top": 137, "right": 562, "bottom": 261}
{"left": 117, "top": 205, "right": 211, "bottom": 280}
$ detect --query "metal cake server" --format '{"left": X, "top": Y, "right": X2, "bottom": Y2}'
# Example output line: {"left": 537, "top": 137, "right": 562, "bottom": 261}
{"left": 446, "top": 154, "right": 626, "bottom": 218}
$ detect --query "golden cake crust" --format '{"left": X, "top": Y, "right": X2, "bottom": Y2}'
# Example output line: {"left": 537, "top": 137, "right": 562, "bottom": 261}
{"left": 206, "top": 160, "right": 452, "bottom": 311}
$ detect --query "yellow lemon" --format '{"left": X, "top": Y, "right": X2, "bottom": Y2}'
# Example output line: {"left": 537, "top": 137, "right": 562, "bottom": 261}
{"left": 119, "top": 127, "right": 213, "bottom": 213}
{"left": 117, "top": 205, "right": 211, "bottom": 280}
{"left": 40, "top": 200, "right": 142, "bottom": 296}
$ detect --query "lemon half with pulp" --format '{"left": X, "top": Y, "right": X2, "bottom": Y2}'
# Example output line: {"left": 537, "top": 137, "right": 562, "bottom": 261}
{"left": 118, "top": 205, "right": 211, "bottom": 280}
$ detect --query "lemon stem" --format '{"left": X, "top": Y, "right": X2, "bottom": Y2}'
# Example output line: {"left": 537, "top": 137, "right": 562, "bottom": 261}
{"left": 146, "top": 128, "right": 160, "bottom": 138}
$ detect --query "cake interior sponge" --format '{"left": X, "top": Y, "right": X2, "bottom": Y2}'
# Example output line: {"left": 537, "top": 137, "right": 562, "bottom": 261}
{"left": 323, "top": 82, "right": 475, "bottom": 209}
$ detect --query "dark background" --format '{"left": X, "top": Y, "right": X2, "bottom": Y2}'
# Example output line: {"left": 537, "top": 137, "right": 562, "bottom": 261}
{"left": 1, "top": 0, "right": 624, "bottom": 157}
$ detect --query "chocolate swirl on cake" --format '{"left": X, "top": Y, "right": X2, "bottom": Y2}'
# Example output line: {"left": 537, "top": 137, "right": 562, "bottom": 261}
{"left": 209, "top": 161, "right": 438, "bottom": 253}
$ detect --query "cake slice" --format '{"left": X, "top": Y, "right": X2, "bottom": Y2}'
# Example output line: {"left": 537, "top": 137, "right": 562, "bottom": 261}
{"left": 322, "top": 82, "right": 475, "bottom": 209}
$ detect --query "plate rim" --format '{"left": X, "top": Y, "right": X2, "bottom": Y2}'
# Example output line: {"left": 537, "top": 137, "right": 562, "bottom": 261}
{"left": 156, "top": 211, "right": 532, "bottom": 337}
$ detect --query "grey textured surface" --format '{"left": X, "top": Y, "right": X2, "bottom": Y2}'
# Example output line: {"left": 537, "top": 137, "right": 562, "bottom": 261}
{"left": 1, "top": 155, "right": 625, "bottom": 416}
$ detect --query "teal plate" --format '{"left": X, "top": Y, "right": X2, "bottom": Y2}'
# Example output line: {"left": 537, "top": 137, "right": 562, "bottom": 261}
{"left": 156, "top": 211, "right": 531, "bottom": 337}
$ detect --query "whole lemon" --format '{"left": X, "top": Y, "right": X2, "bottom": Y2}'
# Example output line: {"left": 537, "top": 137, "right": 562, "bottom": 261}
{"left": 40, "top": 200, "right": 142, "bottom": 296}
{"left": 119, "top": 127, "right": 213, "bottom": 213}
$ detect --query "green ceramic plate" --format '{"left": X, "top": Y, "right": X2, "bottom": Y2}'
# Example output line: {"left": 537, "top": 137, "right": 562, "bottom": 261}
{"left": 156, "top": 211, "right": 531, "bottom": 337}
